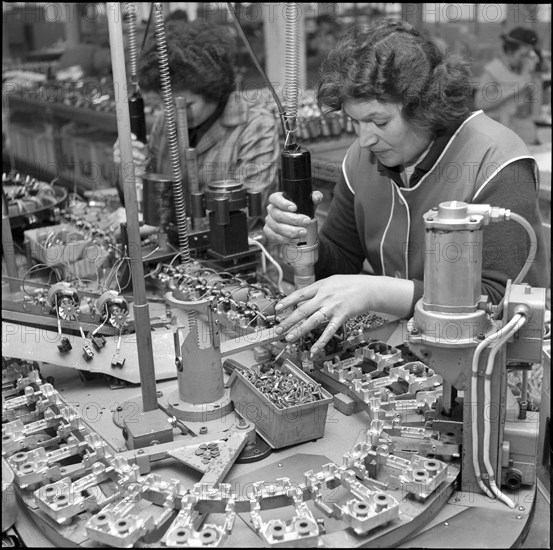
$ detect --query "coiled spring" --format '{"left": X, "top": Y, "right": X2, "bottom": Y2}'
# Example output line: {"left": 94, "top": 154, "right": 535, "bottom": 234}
{"left": 283, "top": 2, "right": 300, "bottom": 147}
{"left": 126, "top": 2, "right": 139, "bottom": 80}
{"left": 153, "top": 3, "right": 191, "bottom": 272}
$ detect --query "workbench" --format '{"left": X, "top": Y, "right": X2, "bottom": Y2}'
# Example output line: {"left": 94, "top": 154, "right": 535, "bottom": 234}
{"left": 3, "top": 316, "right": 549, "bottom": 548}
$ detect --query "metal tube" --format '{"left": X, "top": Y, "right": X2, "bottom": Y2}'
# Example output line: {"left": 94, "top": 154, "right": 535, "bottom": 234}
{"left": 107, "top": 2, "right": 158, "bottom": 412}
{"left": 2, "top": 189, "right": 19, "bottom": 292}
{"left": 519, "top": 369, "right": 528, "bottom": 420}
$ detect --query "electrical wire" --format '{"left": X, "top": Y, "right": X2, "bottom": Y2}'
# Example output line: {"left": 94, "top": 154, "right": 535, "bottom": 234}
{"left": 248, "top": 238, "right": 284, "bottom": 293}
{"left": 225, "top": 2, "right": 286, "bottom": 137}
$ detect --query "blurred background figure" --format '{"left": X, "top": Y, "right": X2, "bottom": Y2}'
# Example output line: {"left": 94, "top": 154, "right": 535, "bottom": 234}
{"left": 57, "top": 40, "right": 111, "bottom": 80}
{"left": 474, "top": 26, "right": 543, "bottom": 144}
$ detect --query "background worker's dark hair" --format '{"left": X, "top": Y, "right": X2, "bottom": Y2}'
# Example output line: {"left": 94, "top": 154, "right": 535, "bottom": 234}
{"left": 139, "top": 19, "right": 236, "bottom": 104}
{"left": 501, "top": 26, "right": 538, "bottom": 55}
{"left": 317, "top": 18, "right": 472, "bottom": 137}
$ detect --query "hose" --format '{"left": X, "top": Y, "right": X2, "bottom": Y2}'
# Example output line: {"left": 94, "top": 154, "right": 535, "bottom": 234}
{"left": 482, "top": 313, "right": 526, "bottom": 508}
{"left": 152, "top": 3, "right": 191, "bottom": 272}
{"left": 494, "top": 211, "right": 538, "bottom": 319}
{"left": 470, "top": 323, "right": 516, "bottom": 500}
{"left": 509, "top": 212, "right": 538, "bottom": 285}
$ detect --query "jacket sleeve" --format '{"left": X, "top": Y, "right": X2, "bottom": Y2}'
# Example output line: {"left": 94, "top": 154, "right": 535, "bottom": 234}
{"left": 315, "top": 171, "right": 366, "bottom": 279}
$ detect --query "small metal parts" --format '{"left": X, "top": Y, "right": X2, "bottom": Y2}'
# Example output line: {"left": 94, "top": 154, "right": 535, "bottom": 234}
{"left": 240, "top": 365, "right": 325, "bottom": 409}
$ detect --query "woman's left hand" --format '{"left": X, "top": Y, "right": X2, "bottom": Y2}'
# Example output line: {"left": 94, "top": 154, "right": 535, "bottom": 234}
{"left": 274, "top": 274, "right": 415, "bottom": 356}
{"left": 274, "top": 275, "right": 376, "bottom": 355}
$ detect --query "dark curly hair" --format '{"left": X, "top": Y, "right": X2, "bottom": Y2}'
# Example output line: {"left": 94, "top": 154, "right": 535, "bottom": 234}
{"left": 138, "top": 19, "right": 236, "bottom": 104}
{"left": 317, "top": 18, "right": 472, "bottom": 136}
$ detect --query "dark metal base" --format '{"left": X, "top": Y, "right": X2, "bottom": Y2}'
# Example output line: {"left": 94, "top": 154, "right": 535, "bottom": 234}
{"left": 235, "top": 436, "right": 273, "bottom": 463}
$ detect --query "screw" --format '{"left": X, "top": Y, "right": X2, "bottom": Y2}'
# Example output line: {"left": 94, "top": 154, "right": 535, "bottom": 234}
{"left": 278, "top": 463, "right": 283, "bottom": 467}
{"left": 444, "top": 522, "right": 449, "bottom": 526}
{"left": 199, "top": 426, "right": 208, "bottom": 434}
{"left": 156, "top": 391, "right": 163, "bottom": 398}
{"left": 518, "top": 506, "right": 525, "bottom": 511}
{"left": 516, "top": 515, "right": 522, "bottom": 520}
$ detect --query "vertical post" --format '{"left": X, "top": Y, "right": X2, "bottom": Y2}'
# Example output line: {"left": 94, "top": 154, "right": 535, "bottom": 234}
{"left": 106, "top": 2, "right": 158, "bottom": 412}
{"left": 62, "top": 3, "right": 81, "bottom": 48}
{"left": 2, "top": 190, "right": 19, "bottom": 292}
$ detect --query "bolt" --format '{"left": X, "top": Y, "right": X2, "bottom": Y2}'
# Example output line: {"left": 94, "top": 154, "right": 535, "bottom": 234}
{"left": 156, "top": 391, "right": 163, "bottom": 398}
{"left": 253, "top": 449, "right": 260, "bottom": 454}
{"left": 444, "top": 522, "right": 449, "bottom": 526}
{"left": 199, "top": 426, "right": 208, "bottom": 435}
{"left": 516, "top": 515, "right": 522, "bottom": 520}
{"left": 518, "top": 506, "right": 525, "bottom": 511}
{"left": 137, "top": 449, "right": 144, "bottom": 454}
{"left": 278, "top": 463, "right": 283, "bottom": 467}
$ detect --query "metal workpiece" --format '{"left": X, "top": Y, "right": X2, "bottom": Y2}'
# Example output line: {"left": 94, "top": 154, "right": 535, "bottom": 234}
{"left": 165, "top": 484, "right": 237, "bottom": 548}
{"left": 2, "top": 382, "right": 60, "bottom": 422}
{"left": 2, "top": 367, "right": 41, "bottom": 399}
{"left": 2, "top": 368, "right": 464, "bottom": 547}
{"left": 250, "top": 477, "right": 319, "bottom": 547}
{"left": 305, "top": 463, "right": 400, "bottom": 536}
{"left": 86, "top": 487, "right": 170, "bottom": 548}
{"left": 2, "top": 408, "right": 84, "bottom": 456}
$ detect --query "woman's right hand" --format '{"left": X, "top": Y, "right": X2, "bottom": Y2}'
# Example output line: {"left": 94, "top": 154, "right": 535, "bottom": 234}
{"left": 113, "top": 133, "right": 149, "bottom": 172}
{"left": 263, "top": 191, "right": 323, "bottom": 245}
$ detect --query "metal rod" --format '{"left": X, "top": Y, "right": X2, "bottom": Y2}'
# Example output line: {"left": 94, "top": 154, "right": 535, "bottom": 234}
{"left": 107, "top": 2, "right": 158, "bottom": 412}
{"left": 2, "top": 189, "right": 19, "bottom": 292}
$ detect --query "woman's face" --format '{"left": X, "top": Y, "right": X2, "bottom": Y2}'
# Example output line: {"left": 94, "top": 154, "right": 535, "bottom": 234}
{"left": 173, "top": 90, "right": 218, "bottom": 128}
{"left": 343, "top": 99, "right": 432, "bottom": 167}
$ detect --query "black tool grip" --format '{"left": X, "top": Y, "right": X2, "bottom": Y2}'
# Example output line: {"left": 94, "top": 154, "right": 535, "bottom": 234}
{"left": 281, "top": 146, "right": 313, "bottom": 218}
{"left": 129, "top": 90, "right": 147, "bottom": 144}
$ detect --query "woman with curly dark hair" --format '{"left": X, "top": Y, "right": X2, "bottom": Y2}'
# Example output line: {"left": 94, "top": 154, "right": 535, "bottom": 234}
{"left": 264, "top": 19, "right": 548, "bottom": 355}
{"left": 114, "top": 18, "right": 279, "bottom": 209}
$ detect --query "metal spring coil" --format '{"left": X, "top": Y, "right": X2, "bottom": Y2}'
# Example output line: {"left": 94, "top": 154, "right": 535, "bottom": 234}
{"left": 126, "top": 2, "right": 139, "bottom": 79}
{"left": 283, "top": 2, "right": 300, "bottom": 140}
{"left": 153, "top": 2, "right": 191, "bottom": 272}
